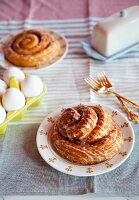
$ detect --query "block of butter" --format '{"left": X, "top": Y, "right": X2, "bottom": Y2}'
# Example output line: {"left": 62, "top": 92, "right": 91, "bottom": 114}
{"left": 92, "top": 6, "right": 139, "bottom": 57}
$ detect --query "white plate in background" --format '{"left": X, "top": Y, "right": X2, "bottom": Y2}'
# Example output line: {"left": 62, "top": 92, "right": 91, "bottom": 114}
{"left": 0, "top": 30, "right": 68, "bottom": 70}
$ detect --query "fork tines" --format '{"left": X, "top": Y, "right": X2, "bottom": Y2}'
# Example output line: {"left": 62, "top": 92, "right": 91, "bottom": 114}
{"left": 84, "top": 77, "right": 101, "bottom": 92}
{"left": 97, "top": 71, "right": 112, "bottom": 87}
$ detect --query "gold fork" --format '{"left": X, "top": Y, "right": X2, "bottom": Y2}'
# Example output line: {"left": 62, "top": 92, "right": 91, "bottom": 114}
{"left": 97, "top": 72, "right": 139, "bottom": 109}
{"left": 84, "top": 73, "right": 139, "bottom": 123}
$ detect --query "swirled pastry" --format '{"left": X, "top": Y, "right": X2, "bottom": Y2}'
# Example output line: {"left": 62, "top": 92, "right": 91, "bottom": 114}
{"left": 51, "top": 105, "right": 123, "bottom": 165}
{"left": 56, "top": 106, "right": 98, "bottom": 140}
{"left": 4, "top": 29, "right": 61, "bottom": 68}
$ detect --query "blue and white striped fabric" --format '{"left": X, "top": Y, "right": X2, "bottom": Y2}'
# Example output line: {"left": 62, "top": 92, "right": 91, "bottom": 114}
{"left": 0, "top": 18, "right": 139, "bottom": 125}
{"left": 0, "top": 18, "right": 93, "bottom": 124}
{"left": 1, "top": 18, "right": 139, "bottom": 196}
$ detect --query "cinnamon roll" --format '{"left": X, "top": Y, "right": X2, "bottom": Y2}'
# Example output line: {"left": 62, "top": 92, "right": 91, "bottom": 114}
{"left": 4, "top": 29, "right": 61, "bottom": 68}
{"left": 51, "top": 105, "right": 123, "bottom": 165}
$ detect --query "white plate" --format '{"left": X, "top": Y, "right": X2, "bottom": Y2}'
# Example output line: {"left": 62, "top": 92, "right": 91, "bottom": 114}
{"left": 36, "top": 103, "right": 135, "bottom": 176}
{"left": 0, "top": 30, "right": 68, "bottom": 70}
{"left": 81, "top": 37, "right": 139, "bottom": 63}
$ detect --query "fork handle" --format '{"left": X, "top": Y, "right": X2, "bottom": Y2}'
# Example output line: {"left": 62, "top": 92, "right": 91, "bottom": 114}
{"left": 108, "top": 90, "right": 139, "bottom": 110}
{"left": 108, "top": 90, "right": 139, "bottom": 123}
{"left": 115, "top": 95, "right": 139, "bottom": 123}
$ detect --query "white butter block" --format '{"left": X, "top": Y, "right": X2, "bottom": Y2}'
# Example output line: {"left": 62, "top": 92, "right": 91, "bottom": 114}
{"left": 92, "top": 6, "right": 139, "bottom": 57}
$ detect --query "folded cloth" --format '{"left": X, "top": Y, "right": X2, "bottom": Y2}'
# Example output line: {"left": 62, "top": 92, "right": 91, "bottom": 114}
{"left": 0, "top": 20, "right": 90, "bottom": 124}
{"left": 0, "top": 16, "right": 139, "bottom": 196}
{"left": 94, "top": 124, "right": 139, "bottom": 195}
{"left": 90, "top": 57, "right": 139, "bottom": 195}
{"left": 0, "top": 120, "right": 139, "bottom": 195}
{"left": 0, "top": 0, "right": 138, "bottom": 20}
{"left": 0, "top": 18, "right": 90, "bottom": 195}
{"left": 0, "top": 124, "right": 94, "bottom": 195}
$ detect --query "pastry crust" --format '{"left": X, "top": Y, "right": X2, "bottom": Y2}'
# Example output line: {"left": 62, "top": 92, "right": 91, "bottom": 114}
{"left": 4, "top": 29, "right": 61, "bottom": 68}
{"left": 56, "top": 106, "right": 98, "bottom": 140}
{"left": 51, "top": 105, "right": 123, "bottom": 165}
{"left": 83, "top": 106, "right": 114, "bottom": 143}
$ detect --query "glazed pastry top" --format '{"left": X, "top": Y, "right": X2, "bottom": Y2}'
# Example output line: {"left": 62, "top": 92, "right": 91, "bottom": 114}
{"left": 51, "top": 105, "right": 123, "bottom": 165}
{"left": 4, "top": 29, "right": 61, "bottom": 68}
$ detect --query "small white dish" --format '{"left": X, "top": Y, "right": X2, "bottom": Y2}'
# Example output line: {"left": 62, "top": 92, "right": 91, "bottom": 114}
{"left": 0, "top": 30, "right": 68, "bottom": 70}
{"left": 81, "top": 37, "right": 139, "bottom": 63}
{"left": 36, "top": 103, "right": 135, "bottom": 176}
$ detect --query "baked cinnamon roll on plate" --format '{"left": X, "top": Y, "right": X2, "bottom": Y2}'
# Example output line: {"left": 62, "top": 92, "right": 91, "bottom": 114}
{"left": 0, "top": 29, "right": 68, "bottom": 70}
{"left": 36, "top": 103, "right": 134, "bottom": 176}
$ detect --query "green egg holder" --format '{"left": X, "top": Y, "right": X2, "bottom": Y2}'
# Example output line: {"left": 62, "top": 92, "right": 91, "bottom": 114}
{"left": 0, "top": 75, "right": 47, "bottom": 134}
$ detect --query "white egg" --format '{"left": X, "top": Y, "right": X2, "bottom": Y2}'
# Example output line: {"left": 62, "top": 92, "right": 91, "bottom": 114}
{"left": 0, "top": 87, "right": 6, "bottom": 96}
{"left": 3, "top": 67, "right": 25, "bottom": 85}
{"left": 0, "top": 105, "right": 6, "bottom": 124}
{"left": 2, "top": 88, "right": 25, "bottom": 112}
{"left": 21, "top": 75, "right": 43, "bottom": 98}
{"left": 0, "top": 79, "right": 7, "bottom": 89}
{"left": 0, "top": 79, "right": 7, "bottom": 96}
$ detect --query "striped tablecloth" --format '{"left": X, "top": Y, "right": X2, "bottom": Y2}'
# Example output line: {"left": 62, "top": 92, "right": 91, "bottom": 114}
{"left": 0, "top": 18, "right": 93, "bottom": 124}
{"left": 0, "top": 17, "right": 139, "bottom": 195}
{"left": 1, "top": 18, "right": 139, "bottom": 123}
